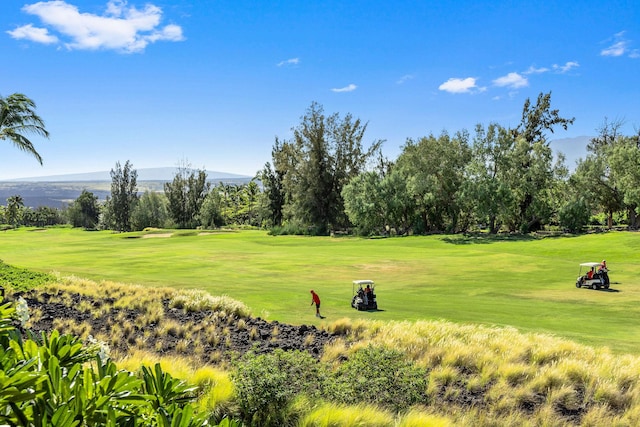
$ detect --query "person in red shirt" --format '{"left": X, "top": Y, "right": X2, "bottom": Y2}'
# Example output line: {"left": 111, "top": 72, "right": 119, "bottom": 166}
{"left": 310, "top": 290, "right": 321, "bottom": 318}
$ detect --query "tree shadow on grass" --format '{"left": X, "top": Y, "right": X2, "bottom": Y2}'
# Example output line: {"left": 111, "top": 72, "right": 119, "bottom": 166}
{"left": 442, "top": 232, "right": 581, "bottom": 245}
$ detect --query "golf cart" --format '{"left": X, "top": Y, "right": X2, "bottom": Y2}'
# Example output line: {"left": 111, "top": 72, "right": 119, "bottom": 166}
{"left": 576, "top": 262, "right": 609, "bottom": 290}
{"left": 351, "top": 280, "right": 377, "bottom": 311}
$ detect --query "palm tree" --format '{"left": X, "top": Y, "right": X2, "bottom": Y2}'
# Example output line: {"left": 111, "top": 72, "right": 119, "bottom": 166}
{"left": 0, "top": 93, "right": 49, "bottom": 165}
{"left": 6, "top": 195, "right": 24, "bottom": 227}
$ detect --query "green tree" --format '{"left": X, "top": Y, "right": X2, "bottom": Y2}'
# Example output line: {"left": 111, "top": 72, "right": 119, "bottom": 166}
{"left": 5, "top": 195, "right": 24, "bottom": 227}
{"left": 198, "top": 187, "right": 224, "bottom": 229}
{"left": 342, "top": 171, "right": 386, "bottom": 235}
{"left": 131, "top": 191, "right": 169, "bottom": 230}
{"left": 558, "top": 197, "right": 590, "bottom": 233}
{"left": 396, "top": 131, "right": 471, "bottom": 233}
{"left": 463, "top": 123, "right": 515, "bottom": 233}
{"left": 68, "top": 190, "right": 100, "bottom": 229}
{"left": 0, "top": 93, "right": 49, "bottom": 165}
{"left": 259, "top": 161, "right": 285, "bottom": 227}
{"left": 273, "top": 102, "right": 382, "bottom": 234}
{"left": 21, "top": 206, "right": 62, "bottom": 227}
{"left": 570, "top": 119, "right": 625, "bottom": 228}
{"left": 109, "top": 160, "right": 138, "bottom": 232}
{"left": 607, "top": 130, "right": 640, "bottom": 228}
{"left": 510, "top": 92, "right": 574, "bottom": 232}
{"left": 244, "top": 180, "right": 260, "bottom": 226}
{"left": 164, "top": 163, "right": 210, "bottom": 228}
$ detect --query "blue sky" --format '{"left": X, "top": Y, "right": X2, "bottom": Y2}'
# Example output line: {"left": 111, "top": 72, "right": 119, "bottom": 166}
{"left": 1, "top": 0, "right": 638, "bottom": 180}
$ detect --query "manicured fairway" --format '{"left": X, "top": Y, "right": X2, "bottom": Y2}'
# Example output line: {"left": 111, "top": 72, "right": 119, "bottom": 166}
{"left": 1, "top": 227, "right": 639, "bottom": 353}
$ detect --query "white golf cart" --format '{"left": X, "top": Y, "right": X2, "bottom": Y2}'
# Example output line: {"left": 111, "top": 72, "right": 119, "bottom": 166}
{"left": 576, "top": 262, "right": 609, "bottom": 290}
{"left": 351, "top": 280, "right": 377, "bottom": 311}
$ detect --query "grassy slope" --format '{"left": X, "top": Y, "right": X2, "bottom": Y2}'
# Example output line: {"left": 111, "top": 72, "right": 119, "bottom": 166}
{"left": 1, "top": 228, "right": 639, "bottom": 353}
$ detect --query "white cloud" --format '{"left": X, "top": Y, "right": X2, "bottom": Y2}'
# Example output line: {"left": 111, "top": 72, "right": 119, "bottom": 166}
{"left": 438, "top": 77, "right": 479, "bottom": 94}
{"left": 6, "top": 23, "right": 58, "bottom": 44}
{"left": 492, "top": 72, "right": 528, "bottom": 89}
{"left": 601, "top": 31, "right": 636, "bottom": 58}
{"left": 601, "top": 41, "right": 627, "bottom": 57}
{"left": 523, "top": 65, "right": 549, "bottom": 74}
{"left": 396, "top": 74, "right": 414, "bottom": 84}
{"left": 9, "top": 0, "right": 184, "bottom": 53}
{"left": 331, "top": 84, "right": 357, "bottom": 93}
{"left": 553, "top": 61, "right": 579, "bottom": 73}
{"left": 277, "top": 58, "right": 299, "bottom": 67}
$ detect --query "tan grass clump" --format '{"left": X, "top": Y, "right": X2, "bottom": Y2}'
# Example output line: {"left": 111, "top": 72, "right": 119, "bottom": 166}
{"left": 299, "top": 403, "right": 394, "bottom": 427}
{"left": 396, "top": 409, "right": 454, "bottom": 427}
{"left": 170, "top": 289, "right": 251, "bottom": 318}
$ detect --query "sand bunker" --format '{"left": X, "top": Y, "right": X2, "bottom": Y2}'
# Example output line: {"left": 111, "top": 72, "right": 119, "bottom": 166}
{"left": 142, "top": 233, "right": 173, "bottom": 238}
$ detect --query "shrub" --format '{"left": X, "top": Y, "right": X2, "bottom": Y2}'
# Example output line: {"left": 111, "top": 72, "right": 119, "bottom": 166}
{"left": 0, "top": 260, "right": 55, "bottom": 292}
{"left": 327, "top": 345, "right": 428, "bottom": 412}
{"left": 558, "top": 198, "right": 590, "bottom": 233}
{"left": 231, "top": 349, "right": 327, "bottom": 426}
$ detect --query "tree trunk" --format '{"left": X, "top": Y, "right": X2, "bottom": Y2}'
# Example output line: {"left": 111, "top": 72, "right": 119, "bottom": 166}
{"left": 629, "top": 208, "right": 638, "bottom": 230}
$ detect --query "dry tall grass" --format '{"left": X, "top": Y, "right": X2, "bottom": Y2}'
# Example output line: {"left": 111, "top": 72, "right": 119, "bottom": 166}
{"left": 323, "top": 317, "right": 640, "bottom": 425}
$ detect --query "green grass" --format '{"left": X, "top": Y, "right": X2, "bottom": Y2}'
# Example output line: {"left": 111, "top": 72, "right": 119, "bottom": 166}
{"left": 1, "top": 227, "right": 639, "bottom": 353}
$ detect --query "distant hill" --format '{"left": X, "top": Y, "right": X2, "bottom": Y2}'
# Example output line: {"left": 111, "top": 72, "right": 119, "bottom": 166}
{"left": 549, "top": 135, "right": 592, "bottom": 169}
{"left": 0, "top": 168, "right": 253, "bottom": 209}
{"left": 6, "top": 167, "right": 252, "bottom": 182}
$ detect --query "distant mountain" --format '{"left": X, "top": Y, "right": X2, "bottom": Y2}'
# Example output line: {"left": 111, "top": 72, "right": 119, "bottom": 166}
{"left": 549, "top": 135, "right": 592, "bottom": 169}
{"left": 6, "top": 167, "right": 252, "bottom": 182}
{"left": 0, "top": 168, "right": 254, "bottom": 209}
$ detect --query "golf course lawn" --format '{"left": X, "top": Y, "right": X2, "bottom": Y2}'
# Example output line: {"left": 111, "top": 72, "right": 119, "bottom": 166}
{"left": 1, "top": 227, "right": 639, "bottom": 354}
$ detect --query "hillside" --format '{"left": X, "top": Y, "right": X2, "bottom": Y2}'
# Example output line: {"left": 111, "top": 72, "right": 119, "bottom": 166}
{"left": 0, "top": 167, "right": 253, "bottom": 208}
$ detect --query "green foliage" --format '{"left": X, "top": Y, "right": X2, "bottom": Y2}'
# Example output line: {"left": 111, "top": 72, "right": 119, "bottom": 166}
{"left": 397, "top": 131, "right": 472, "bottom": 233}
{"left": 0, "top": 93, "right": 49, "bottom": 166}
{"left": 559, "top": 198, "right": 590, "bottom": 233}
{"left": 132, "top": 190, "right": 170, "bottom": 231}
{"left": 5, "top": 195, "right": 24, "bottom": 227}
{"left": 199, "top": 187, "right": 225, "bottom": 228}
{"left": 232, "top": 350, "right": 326, "bottom": 426}
{"left": 21, "top": 206, "right": 63, "bottom": 227}
{"left": 0, "top": 260, "right": 55, "bottom": 292}
{"left": 67, "top": 190, "right": 100, "bottom": 229}
{"left": 268, "top": 102, "right": 382, "bottom": 235}
{"left": 164, "top": 163, "right": 210, "bottom": 229}
{"left": 110, "top": 160, "right": 139, "bottom": 232}
{"left": 0, "top": 299, "right": 227, "bottom": 426}
{"left": 327, "top": 345, "right": 427, "bottom": 412}
{"left": 259, "top": 162, "right": 285, "bottom": 227}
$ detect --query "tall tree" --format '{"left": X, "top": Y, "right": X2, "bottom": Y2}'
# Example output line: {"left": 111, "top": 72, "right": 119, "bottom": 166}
{"left": 68, "top": 190, "right": 100, "bottom": 229}
{"left": 396, "top": 131, "right": 471, "bottom": 233}
{"left": 131, "top": 191, "right": 169, "bottom": 230}
{"left": 610, "top": 133, "right": 640, "bottom": 229}
{"left": 0, "top": 93, "right": 49, "bottom": 165}
{"left": 570, "top": 119, "right": 625, "bottom": 228}
{"left": 6, "top": 195, "right": 24, "bottom": 227}
{"left": 510, "top": 92, "right": 574, "bottom": 232}
{"left": 273, "top": 102, "right": 382, "bottom": 234}
{"left": 110, "top": 160, "right": 138, "bottom": 232}
{"left": 463, "top": 124, "right": 515, "bottom": 234}
{"left": 164, "top": 162, "right": 210, "bottom": 228}
{"left": 259, "top": 162, "right": 285, "bottom": 227}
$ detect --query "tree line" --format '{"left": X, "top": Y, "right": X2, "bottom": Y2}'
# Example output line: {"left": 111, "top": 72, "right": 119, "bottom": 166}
{"left": 2, "top": 92, "right": 639, "bottom": 235}
{"left": 260, "top": 94, "right": 639, "bottom": 235}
